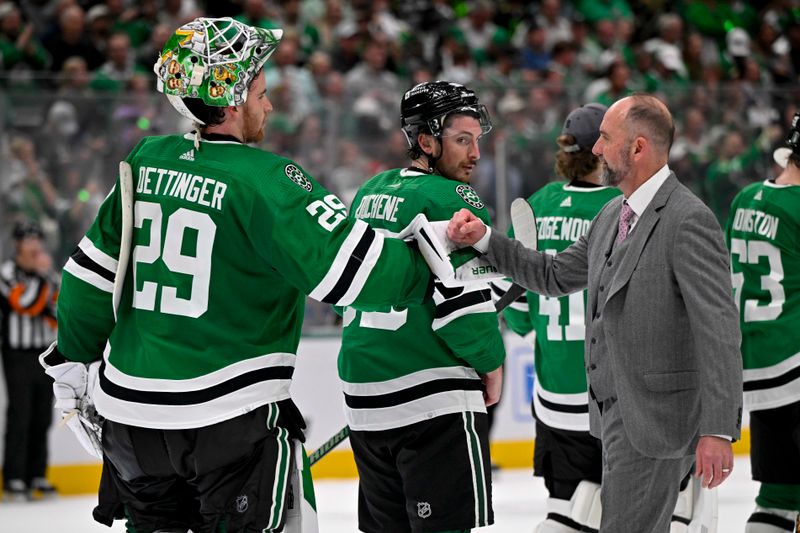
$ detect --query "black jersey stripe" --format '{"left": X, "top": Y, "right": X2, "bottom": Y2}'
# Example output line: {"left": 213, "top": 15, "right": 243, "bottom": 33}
{"left": 743, "top": 365, "right": 800, "bottom": 392}
{"left": 435, "top": 289, "right": 492, "bottom": 319}
{"left": 537, "top": 392, "right": 589, "bottom": 414}
{"left": 322, "top": 227, "right": 376, "bottom": 304}
{"left": 344, "top": 378, "right": 483, "bottom": 409}
{"left": 71, "top": 247, "right": 116, "bottom": 283}
{"left": 99, "top": 364, "right": 295, "bottom": 405}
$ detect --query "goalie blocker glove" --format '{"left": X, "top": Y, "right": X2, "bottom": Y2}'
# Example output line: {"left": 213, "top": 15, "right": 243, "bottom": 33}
{"left": 40, "top": 342, "right": 104, "bottom": 459}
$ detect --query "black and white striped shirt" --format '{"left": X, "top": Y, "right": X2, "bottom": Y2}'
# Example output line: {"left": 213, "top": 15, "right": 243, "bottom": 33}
{"left": 0, "top": 260, "right": 58, "bottom": 352}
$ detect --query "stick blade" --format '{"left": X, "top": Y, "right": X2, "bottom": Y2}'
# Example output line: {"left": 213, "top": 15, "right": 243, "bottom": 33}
{"left": 510, "top": 197, "right": 537, "bottom": 250}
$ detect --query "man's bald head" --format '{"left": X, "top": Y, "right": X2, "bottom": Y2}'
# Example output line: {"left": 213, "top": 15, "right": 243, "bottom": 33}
{"left": 613, "top": 94, "right": 674, "bottom": 157}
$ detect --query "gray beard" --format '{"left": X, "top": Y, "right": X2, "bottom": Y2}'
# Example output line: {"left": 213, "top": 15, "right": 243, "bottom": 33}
{"left": 601, "top": 162, "right": 623, "bottom": 187}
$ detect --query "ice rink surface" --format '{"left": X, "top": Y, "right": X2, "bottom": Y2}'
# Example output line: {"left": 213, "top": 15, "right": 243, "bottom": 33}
{"left": 0, "top": 456, "right": 760, "bottom": 532}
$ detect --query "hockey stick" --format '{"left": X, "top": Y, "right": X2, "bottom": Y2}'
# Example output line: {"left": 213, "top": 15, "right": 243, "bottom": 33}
{"left": 494, "top": 198, "right": 538, "bottom": 312}
{"left": 308, "top": 426, "right": 350, "bottom": 467}
{"left": 113, "top": 161, "right": 134, "bottom": 320}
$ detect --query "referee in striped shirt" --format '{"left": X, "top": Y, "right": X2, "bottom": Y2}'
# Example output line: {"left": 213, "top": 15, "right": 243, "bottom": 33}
{"left": 0, "top": 221, "right": 59, "bottom": 501}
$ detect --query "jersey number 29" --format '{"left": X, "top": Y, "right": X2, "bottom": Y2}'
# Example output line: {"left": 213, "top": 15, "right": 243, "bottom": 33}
{"left": 132, "top": 201, "right": 216, "bottom": 318}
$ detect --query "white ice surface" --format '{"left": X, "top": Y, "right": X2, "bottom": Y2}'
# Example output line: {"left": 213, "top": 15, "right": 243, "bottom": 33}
{"left": 0, "top": 456, "right": 759, "bottom": 532}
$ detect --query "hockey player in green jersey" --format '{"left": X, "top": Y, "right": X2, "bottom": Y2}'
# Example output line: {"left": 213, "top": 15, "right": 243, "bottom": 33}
{"left": 38, "top": 17, "right": 434, "bottom": 533}
{"left": 497, "top": 104, "right": 620, "bottom": 532}
{"left": 727, "top": 113, "right": 800, "bottom": 533}
{"left": 339, "top": 81, "right": 505, "bottom": 532}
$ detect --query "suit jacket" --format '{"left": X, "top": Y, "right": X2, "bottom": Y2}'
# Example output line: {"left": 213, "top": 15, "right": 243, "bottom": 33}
{"left": 486, "top": 174, "right": 743, "bottom": 458}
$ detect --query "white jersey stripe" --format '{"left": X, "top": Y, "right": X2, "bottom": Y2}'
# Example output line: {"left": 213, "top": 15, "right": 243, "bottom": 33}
{"left": 341, "top": 366, "right": 480, "bottom": 396}
{"left": 102, "top": 345, "right": 296, "bottom": 392}
{"left": 744, "top": 377, "right": 800, "bottom": 411}
{"left": 78, "top": 236, "right": 119, "bottom": 274}
{"left": 743, "top": 351, "right": 800, "bottom": 381}
{"left": 336, "top": 229, "right": 385, "bottom": 306}
{"left": 432, "top": 298, "right": 496, "bottom": 330}
{"left": 533, "top": 390, "right": 590, "bottom": 432}
{"left": 345, "top": 390, "right": 485, "bottom": 431}
{"left": 64, "top": 258, "right": 114, "bottom": 293}
{"left": 463, "top": 412, "right": 480, "bottom": 526}
{"left": 309, "top": 220, "right": 369, "bottom": 302}
{"left": 94, "top": 378, "right": 292, "bottom": 429}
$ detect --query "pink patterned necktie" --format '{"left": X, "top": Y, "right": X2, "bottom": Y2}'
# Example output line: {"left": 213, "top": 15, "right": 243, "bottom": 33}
{"left": 615, "top": 201, "right": 635, "bottom": 245}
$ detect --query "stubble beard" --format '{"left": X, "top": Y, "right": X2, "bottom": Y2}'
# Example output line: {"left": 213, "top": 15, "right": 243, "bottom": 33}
{"left": 600, "top": 149, "right": 631, "bottom": 188}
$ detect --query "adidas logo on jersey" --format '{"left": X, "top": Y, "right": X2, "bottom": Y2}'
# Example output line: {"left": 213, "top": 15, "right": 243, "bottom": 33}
{"left": 179, "top": 149, "right": 195, "bottom": 161}
{"left": 754, "top": 190, "right": 763, "bottom": 201}
{"left": 560, "top": 196, "right": 572, "bottom": 207}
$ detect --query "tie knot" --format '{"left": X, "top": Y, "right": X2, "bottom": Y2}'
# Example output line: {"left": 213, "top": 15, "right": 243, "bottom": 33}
{"left": 615, "top": 201, "right": 635, "bottom": 245}
{"left": 620, "top": 201, "right": 634, "bottom": 223}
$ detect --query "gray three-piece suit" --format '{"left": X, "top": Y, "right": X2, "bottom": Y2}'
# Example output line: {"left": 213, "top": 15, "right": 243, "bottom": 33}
{"left": 485, "top": 174, "right": 743, "bottom": 532}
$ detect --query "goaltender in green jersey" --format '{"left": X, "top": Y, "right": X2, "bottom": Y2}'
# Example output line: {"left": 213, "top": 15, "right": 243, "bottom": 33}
{"left": 39, "top": 18, "right": 433, "bottom": 533}
{"left": 339, "top": 81, "right": 505, "bottom": 533}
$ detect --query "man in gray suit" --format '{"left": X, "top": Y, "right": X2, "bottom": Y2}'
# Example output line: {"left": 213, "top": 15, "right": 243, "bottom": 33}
{"left": 447, "top": 94, "right": 743, "bottom": 532}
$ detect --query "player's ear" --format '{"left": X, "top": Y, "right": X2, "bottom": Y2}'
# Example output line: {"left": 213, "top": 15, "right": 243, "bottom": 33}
{"left": 418, "top": 133, "right": 434, "bottom": 155}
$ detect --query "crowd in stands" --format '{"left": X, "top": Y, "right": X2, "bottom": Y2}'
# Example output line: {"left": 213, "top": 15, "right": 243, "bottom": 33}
{"left": 0, "top": 0, "right": 798, "bottom": 325}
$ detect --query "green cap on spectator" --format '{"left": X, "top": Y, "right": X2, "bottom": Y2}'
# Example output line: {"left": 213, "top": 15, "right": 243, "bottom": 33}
{"left": 153, "top": 17, "right": 282, "bottom": 124}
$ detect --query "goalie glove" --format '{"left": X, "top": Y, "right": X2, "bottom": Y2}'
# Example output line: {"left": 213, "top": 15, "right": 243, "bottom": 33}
{"left": 39, "top": 342, "right": 104, "bottom": 459}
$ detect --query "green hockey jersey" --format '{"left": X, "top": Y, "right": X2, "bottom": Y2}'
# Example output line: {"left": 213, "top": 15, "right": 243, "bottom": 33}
{"left": 726, "top": 179, "right": 800, "bottom": 411}
{"left": 339, "top": 168, "right": 505, "bottom": 431}
{"left": 500, "top": 181, "right": 620, "bottom": 431}
{"left": 56, "top": 134, "right": 431, "bottom": 429}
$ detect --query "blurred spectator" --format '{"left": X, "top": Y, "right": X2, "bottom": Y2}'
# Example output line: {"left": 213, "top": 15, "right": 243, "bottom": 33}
{"left": 344, "top": 38, "right": 401, "bottom": 140}
{"left": 41, "top": 5, "right": 103, "bottom": 73}
{"left": 576, "top": 0, "right": 633, "bottom": 24}
{"left": 366, "top": 0, "right": 409, "bottom": 43}
{"left": 681, "top": 0, "right": 757, "bottom": 43}
{"left": 703, "top": 130, "right": 761, "bottom": 225}
{"left": 314, "top": 0, "right": 347, "bottom": 52}
{"left": 754, "top": 17, "right": 794, "bottom": 84}
{"left": 279, "top": 0, "right": 322, "bottom": 59}
{"left": 265, "top": 31, "right": 321, "bottom": 131}
{"left": 136, "top": 23, "right": 171, "bottom": 73}
{"left": 90, "top": 32, "right": 139, "bottom": 92}
{"left": 535, "top": 0, "right": 574, "bottom": 52}
{"left": 0, "top": 221, "right": 59, "bottom": 502}
{"left": 682, "top": 30, "right": 720, "bottom": 82}
{"left": 234, "top": 0, "right": 280, "bottom": 30}
{"left": 438, "top": 40, "right": 478, "bottom": 84}
{"left": 453, "top": 0, "right": 509, "bottom": 66}
{"left": 644, "top": 13, "right": 687, "bottom": 78}
{"left": 109, "top": 0, "right": 158, "bottom": 48}
{"left": 580, "top": 19, "right": 623, "bottom": 77}
{"left": 520, "top": 23, "right": 551, "bottom": 74}
{"left": 587, "top": 59, "right": 633, "bottom": 106}
{"left": 158, "top": 0, "right": 202, "bottom": 30}
{"left": 85, "top": 4, "right": 113, "bottom": 57}
{"left": 328, "top": 139, "right": 373, "bottom": 203}
{"left": 670, "top": 106, "right": 715, "bottom": 193}
{"left": 1, "top": 135, "right": 60, "bottom": 245}
{"left": 0, "top": 4, "right": 51, "bottom": 85}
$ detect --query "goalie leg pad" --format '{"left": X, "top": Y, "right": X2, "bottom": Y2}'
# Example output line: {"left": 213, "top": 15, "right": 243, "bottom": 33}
{"left": 570, "top": 480, "right": 602, "bottom": 530}
{"left": 670, "top": 476, "right": 719, "bottom": 533}
{"left": 745, "top": 506, "right": 800, "bottom": 533}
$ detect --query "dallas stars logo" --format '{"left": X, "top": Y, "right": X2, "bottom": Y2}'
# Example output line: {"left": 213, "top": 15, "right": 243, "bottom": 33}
{"left": 285, "top": 164, "right": 312, "bottom": 191}
{"left": 456, "top": 184, "right": 484, "bottom": 209}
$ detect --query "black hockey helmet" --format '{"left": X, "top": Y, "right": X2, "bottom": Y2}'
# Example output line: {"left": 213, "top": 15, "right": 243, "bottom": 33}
{"left": 774, "top": 111, "right": 800, "bottom": 168}
{"left": 400, "top": 81, "right": 492, "bottom": 149}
